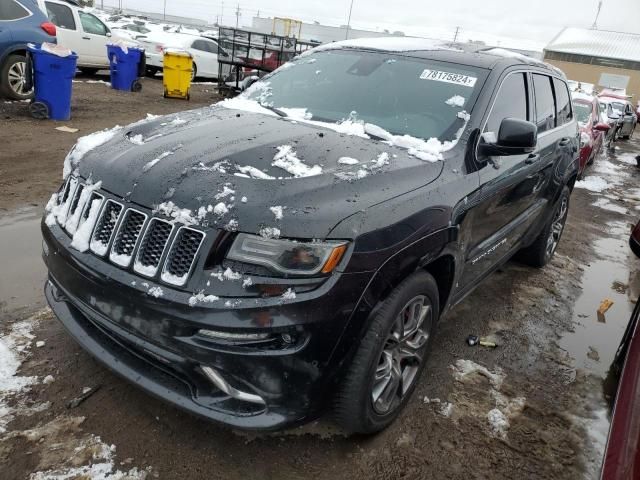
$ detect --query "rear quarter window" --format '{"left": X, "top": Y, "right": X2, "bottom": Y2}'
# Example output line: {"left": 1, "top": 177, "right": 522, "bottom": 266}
{"left": 0, "top": 0, "right": 30, "bottom": 21}
{"left": 533, "top": 74, "right": 556, "bottom": 134}
{"left": 45, "top": 2, "right": 76, "bottom": 30}
{"left": 553, "top": 78, "right": 572, "bottom": 125}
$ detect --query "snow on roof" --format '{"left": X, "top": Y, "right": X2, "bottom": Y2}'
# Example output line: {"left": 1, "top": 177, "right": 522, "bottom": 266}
{"left": 305, "top": 37, "right": 461, "bottom": 55}
{"left": 545, "top": 27, "right": 640, "bottom": 63}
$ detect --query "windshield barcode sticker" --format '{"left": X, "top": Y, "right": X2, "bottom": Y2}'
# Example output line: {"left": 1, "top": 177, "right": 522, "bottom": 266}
{"left": 419, "top": 70, "right": 477, "bottom": 87}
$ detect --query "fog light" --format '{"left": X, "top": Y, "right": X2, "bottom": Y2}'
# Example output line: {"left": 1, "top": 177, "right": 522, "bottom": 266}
{"left": 198, "top": 329, "right": 271, "bottom": 342}
{"left": 281, "top": 333, "right": 293, "bottom": 344}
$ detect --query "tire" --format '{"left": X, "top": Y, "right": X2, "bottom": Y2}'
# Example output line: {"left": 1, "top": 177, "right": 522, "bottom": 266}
{"left": 0, "top": 54, "right": 33, "bottom": 100}
{"left": 518, "top": 186, "right": 570, "bottom": 268}
{"left": 334, "top": 271, "right": 439, "bottom": 434}
{"left": 79, "top": 67, "right": 99, "bottom": 76}
{"left": 144, "top": 67, "right": 158, "bottom": 78}
{"left": 191, "top": 63, "right": 197, "bottom": 81}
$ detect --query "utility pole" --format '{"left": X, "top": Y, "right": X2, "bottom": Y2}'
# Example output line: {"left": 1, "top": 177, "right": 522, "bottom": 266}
{"left": 221, "top": 1, "right": 224, "bottom": 27}
{"left": 235, "top": 3, "right": 241, "bottom": 29}
{"left": 163, "top": 0, "right": 167, "bottom": 21}
{"left": 345, "top": 0, "right": 355, "bottom": 40}
{"left": 453, "top": 26, "right": 460, "bottom": 42}
{"left": 591, "top": 0, "right": 603, "bottom": 29}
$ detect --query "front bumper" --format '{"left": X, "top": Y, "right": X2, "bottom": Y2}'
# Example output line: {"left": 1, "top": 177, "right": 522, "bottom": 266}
{"left": 42, "top": 221, "right": 372, "bottom": 430}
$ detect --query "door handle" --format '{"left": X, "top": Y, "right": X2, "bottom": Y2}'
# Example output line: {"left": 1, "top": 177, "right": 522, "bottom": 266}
{"left": 82, "top": 36, "right": 91, "bottom": 40}
{"left": 525, "top": 154, "right": 540, "bottom": 165}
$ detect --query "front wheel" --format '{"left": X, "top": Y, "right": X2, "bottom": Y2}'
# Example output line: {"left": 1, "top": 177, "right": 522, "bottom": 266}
{"left": 517, "top": 186, "right": 570, "bottom": 268}
{"left": 334, "top": 271, "right": 439, "bottom": 434}
{"left": 0, "top": 54, "right": 32, "bottom": 100}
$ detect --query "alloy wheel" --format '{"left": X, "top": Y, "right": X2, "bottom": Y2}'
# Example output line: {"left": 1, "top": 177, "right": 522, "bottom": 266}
{"left": 545, "top": 196, "right": 568, "bottom": 259}
{"left": 8, "top": 60, "right": 30, "bottom": 96}
{"left": 371, "top": 295, "right": 432, "bottom": 415}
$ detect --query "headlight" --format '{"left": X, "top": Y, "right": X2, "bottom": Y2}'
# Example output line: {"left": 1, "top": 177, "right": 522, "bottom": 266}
{"left": 580, "top": 131, "right": 591, "bottom": 147}
{"left": 227, "top": 234, "right": 347, "bottom": 276}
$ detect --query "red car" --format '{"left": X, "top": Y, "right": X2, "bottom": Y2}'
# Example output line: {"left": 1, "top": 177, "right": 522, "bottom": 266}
{"left": 601, "top": 219, "right": 640, "bottom": 479}
{"left": 572, "top": 92, "right": 610, "bottom": 177}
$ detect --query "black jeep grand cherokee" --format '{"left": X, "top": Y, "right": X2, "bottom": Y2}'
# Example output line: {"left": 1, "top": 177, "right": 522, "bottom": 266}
{"left": 42, "top": 38, "right": 578, "bottom": 434}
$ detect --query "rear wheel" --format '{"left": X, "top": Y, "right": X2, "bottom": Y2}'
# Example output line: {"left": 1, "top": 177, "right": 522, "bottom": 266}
{"left": 1, "top": 54, "right": 32, "bottom": 100}
{"left": 191, "top": 63, "right": 197, "bottom": 81}
{"left": 334, "top": 271, "right": 439, "bottom": 434}
{"left": 518, "top": 186, "right": 570, "bottom": 268}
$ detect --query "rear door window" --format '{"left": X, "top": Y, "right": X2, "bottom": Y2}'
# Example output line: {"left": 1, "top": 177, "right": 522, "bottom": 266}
{"left": 485, "top": 72, "right": 529, "bottom": 135}
{"left": 0, "top": 0, "right": 30, "bottom": 21}
{"left": 553, "top": 78, "right": 572, "bottom": 125}
{"left": 45, "top": 2, "right": 76, "bottom": 30}
{"left": 533, "top": 74, "right": 556, "bottom": 133}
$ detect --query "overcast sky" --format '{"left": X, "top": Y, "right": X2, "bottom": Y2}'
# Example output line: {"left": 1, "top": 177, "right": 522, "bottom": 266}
{"left": 101, "top": 0, "right": 640, "bottom": 50}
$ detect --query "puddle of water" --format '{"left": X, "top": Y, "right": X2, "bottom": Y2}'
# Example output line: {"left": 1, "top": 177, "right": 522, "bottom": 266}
{"left": 560, "top": 234, "right": 636, "bottom": 377}
{"left": 0, "top": 207, "right": 47, "bottom": 315}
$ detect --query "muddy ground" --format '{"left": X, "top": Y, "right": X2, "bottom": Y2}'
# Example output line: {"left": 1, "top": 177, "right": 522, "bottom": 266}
{"left": 1, "top": 78, "right": 640, "bottom": 480}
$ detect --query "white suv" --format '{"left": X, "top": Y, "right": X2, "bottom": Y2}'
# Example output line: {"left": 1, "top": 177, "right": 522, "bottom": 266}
{"left": 36, "top": 0, "right": 133, "bottom": 73}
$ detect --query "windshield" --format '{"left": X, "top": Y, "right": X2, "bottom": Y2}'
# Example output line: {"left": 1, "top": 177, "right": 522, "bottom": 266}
{"left": 573, "top": 102, "right": 591, "bottom": 125}
{"left": 245, "top": 50, "right": 486, "bottom": 141}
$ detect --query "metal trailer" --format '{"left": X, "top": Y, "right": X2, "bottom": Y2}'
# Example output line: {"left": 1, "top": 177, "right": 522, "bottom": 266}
{"left": 216, "top": 27, "right": 318, "bottom": 95}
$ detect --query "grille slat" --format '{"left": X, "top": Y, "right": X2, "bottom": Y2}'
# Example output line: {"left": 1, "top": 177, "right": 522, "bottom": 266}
{"left": 109, "top": 209, "right": 147, "bottom": 267}
{"left": 134, "top": 219, "right": 173, "bottom": 277}
{"left": 90, "top": 200, "right": 124, "bottom": 256}
{"left": 161, "top": 227, "right": 205, "bottom": 286}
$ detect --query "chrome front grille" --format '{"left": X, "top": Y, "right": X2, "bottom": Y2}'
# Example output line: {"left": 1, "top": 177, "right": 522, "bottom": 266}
{"left": 161, "top": 227, "right": 205, "bottom": 286}
{"left": 90, "top": 200, "right": 124, "bottom": 256}
{"left": 51, "top": 178, "right": 205, "bottom": 287}
{"left": 109, "top": 209, "right": 147, "bottom": 267}
{"left": 134, "top": 219, "right": 173, "bottom": 278}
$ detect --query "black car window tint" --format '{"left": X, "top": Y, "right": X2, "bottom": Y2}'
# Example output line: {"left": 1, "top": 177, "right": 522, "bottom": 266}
{"left": 533, "top": 74, "right": 556, "bottom": 134}
{"left": 553, "top": 78, "right": 572, "bottom": 125}
{"left": 192, "top": 40, "right": 206, "bottom": 51}
{"left": 485, "top": 72, "right": 528, "bottom": 135}
{"left": 45, "top": 2, "right": 76, "bottom": 30}
{"left": 0, "top": 0, "right": 29, "bottom": 20}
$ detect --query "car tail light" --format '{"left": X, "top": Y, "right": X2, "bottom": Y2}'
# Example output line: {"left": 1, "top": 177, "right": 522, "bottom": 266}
{"left": 155, "top": 44, "right": 164, "bottom": 53}
{"left": 40, "top": 22, "right": 57, "bottom": 37}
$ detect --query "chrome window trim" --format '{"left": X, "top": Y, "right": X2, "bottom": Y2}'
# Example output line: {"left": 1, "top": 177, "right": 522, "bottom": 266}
{"left": 160, "top": 226, "right": 205, "bottom": 287}
{"left": 133, "top": 218, "right": 174, "bottom": 278}
{"left": 89, "top": 199, "right": 124, "bottom": 257}
{"left": 108, "top": 208, "right": 148, "bottom": 268}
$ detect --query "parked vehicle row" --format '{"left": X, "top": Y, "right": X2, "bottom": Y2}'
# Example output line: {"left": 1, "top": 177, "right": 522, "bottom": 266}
{"left": 42, "top": 40, "right": 579, "bottom": 434}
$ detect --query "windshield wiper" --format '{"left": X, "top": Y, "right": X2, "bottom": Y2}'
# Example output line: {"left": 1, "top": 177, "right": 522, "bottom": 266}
{"left": 260, "top": 104, "right": 288, "bottom": 117}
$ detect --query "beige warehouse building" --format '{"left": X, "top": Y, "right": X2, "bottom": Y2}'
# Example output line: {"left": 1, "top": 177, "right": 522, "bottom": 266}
{"left": 543, "top": 27, "right": 640, "bottom": 102}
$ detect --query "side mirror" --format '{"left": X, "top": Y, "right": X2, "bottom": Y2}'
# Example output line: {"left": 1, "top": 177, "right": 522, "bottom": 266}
{"left": 242, "top": 75, "right": 260, "bottom": 90}
{"left": 594, "top": 122, "right": 611, "bottom": 132}
{"left": 479, "top": 118, "right": 537, "bottom": 156}
{"left": 106, "top": 32, "right": 112, "bottom": 38}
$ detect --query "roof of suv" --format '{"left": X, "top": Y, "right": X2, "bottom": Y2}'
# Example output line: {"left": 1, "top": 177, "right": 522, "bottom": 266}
{"left": 306, "top": 37, "right": 558, "bottom": 74}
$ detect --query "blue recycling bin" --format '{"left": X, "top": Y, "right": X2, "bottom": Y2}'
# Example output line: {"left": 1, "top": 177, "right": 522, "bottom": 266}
{"left": 27, "top": 44, "right": 78, "bottom": 121}
{"left": 107, "top": 44, "right": 144, "bottom": 92}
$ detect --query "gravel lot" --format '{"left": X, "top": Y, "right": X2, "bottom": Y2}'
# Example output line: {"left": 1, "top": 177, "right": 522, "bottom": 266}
{"left": 1, "top": 77, "right": 639, "bottom": 479}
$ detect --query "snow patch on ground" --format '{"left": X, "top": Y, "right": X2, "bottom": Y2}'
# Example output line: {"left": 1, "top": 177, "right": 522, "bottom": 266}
{"left": 451, "top": 359, "right": 505, "bottom": 389}
{"left": 338, "top": 157, "right": 359, "bottom": 165}
{"left": 0, "top": 311, "right": 48, "bottom": 433}
{"left": 575, "top": 176, "right": 609, "bottom": 193}
{"left": 592, "top": 197, "right": 628, "bottom": 215}
{"left": 487, "top": 408, "right": 510, "bottom": 438}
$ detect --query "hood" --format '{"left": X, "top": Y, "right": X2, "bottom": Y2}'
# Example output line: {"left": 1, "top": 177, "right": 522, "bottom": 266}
{"left": 77, "top": 107, "right": 445, "bottom": 239}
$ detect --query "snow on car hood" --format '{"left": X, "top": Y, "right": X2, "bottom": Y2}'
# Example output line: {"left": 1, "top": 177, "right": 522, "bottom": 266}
{"left": 72, "top": 107, "right": 445, "bottom": 239}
